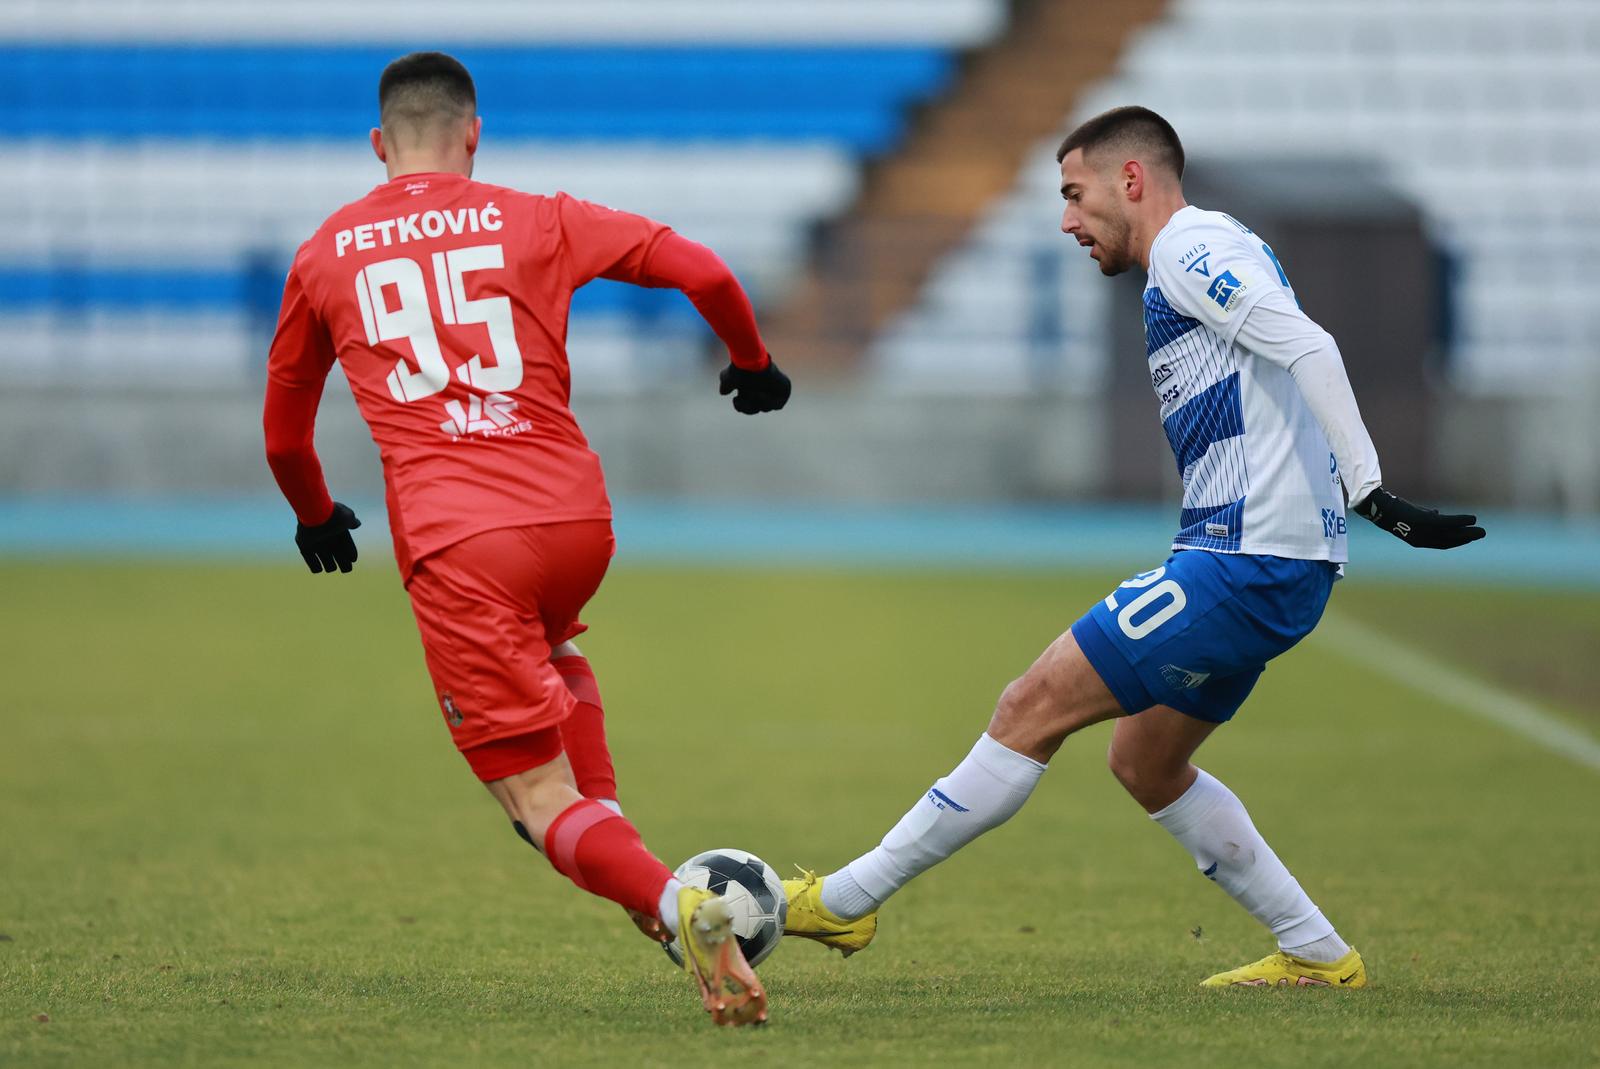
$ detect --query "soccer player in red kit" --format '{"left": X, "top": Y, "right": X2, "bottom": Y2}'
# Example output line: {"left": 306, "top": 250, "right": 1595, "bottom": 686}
{"left": 262, "top": 52, "right": 790, "bottom": 1027}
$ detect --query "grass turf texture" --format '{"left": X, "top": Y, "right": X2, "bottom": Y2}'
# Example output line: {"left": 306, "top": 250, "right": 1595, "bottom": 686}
{"left": 2, "top": 560, "right": 1597, "bottom": 1067}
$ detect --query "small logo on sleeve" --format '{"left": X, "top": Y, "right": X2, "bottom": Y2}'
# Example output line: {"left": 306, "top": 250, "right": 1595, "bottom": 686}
{"left": 1179, "top": 243, "right": 1211, "bottom": 276}
{"left": 1206, "top": 270, "right": 1245, "bottom": 311}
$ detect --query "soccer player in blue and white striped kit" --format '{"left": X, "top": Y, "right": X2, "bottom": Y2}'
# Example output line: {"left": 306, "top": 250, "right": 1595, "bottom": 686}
{"left": 781, "top": 107, "right": 1485, "bottom": 988}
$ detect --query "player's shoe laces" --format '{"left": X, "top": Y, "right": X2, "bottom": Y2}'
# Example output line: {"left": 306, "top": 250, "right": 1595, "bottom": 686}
{"left": 781, "top": 869, "right": 878, "bottom": 957}
{"left": 676, "top": 886, "right": 767, "bottom": 1027}
{"left": 1200, "top": 947, "right": 1367, "bottom": 989}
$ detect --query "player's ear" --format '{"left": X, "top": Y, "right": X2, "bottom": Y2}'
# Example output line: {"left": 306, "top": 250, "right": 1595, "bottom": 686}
{"left": 465, "top": 115, "right": 482, "bottom": 157}
{"left": 370, "top": 127, "right": 387, "bottom": 164}
{"left": 1123, "top": 160, "right": 1145, "bottom": 202}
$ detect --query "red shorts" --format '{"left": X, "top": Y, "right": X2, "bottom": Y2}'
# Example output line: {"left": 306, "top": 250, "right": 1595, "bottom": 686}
{"left": 405, "top": 520, "right": 614, "bottom": 780}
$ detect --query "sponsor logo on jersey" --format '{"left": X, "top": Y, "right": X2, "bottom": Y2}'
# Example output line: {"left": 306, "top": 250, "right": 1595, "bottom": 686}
{"left": 1206, "top": 270, "right": 1245, "bottom": 311}
{"left": 1151, "top": 363, "right": 1175, "bottom": 388}
{"left": 1320, "top": 508, "right": 1348, "bottom": 538}
{"left": 1205, "top": 521, "right": 1230, "bottom": 538}
{"left": 1178, "top": 243, "right": 1210, "bottom": 276}
{"left": 441, "top": 692, "right": 464, "bottom": 727}
{"left": 1161, "top": 664, "right": 1212, "bottom": 690}
{"left": 439, "top": 392, "right": 532, "bottom": 440}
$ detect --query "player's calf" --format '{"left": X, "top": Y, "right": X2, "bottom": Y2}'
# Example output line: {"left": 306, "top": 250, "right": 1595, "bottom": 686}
{"left": 1104, "top": 707, "right": 1217, "bottom": 813}
{"left": 552, "top": 642, "right": 619, "bottom": 805}
{"left": 486, "top": 748, "right": 673, "bottom": 918}
{"left": 1147, "top": 765, "right": 1355, "bottom": 970}
{"left": 1106, "top": 747, "right": 1187, "bottom": 813}
{"left": 484, "top": 735, "right": 766, "bottom": 1024}
{"left": 815, "top": 629, "right": 1122, "bottom": 925}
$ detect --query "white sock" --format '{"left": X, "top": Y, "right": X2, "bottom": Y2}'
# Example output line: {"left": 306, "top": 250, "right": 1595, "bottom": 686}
{"left": 1151, "top": 769, "right": 1348, "bottom": 957}
{"left": 817, "top": 868, "right": 878, "bottom": 920}
{"left": 1283, "top": 932, "right": 1351, "bottom": 964}
{"left": 657, "top": 877, "right": 683, "bottom": 932}
{"left": 597, "top": 798, "right": 623, "bottom": 816}
{"left": 821, "top": 733, "right": 1047, "bottom": 921}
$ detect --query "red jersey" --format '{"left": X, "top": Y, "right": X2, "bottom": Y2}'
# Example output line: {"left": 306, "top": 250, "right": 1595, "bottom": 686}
{"left": 265, "top": 172, "right": 766, "bottom": 578}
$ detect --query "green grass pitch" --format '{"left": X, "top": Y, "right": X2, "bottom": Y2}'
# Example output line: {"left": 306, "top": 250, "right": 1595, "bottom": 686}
{"left": 2, "top": 560, "right": 1597, "bottom": 1067}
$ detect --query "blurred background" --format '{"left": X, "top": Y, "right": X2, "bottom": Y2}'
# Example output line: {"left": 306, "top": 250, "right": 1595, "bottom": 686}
{"left": 0, "top": 0, "right": 1597, "bottom": 567}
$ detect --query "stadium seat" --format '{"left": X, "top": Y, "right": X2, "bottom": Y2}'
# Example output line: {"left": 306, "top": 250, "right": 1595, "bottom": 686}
{"left": 0, "top": 1, "right": 1009, "bottom": 387}
{"left": 874, "top": 0, "right": 1600, "bottom": 397}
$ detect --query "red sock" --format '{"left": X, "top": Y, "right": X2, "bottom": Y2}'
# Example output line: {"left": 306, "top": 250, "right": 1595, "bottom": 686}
{"left": 544, "top": 799, "right": 673, "bottom": 917}
{"left": 554, "top": 655, "right": 619, "bottom": 802}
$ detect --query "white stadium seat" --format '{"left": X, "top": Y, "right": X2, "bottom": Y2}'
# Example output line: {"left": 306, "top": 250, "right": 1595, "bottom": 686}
{"left": 875, "top": 0, "right": 1600, "bottom": 396}
{"left": 0, "top": 1, "right": 1012, "bottom": 387}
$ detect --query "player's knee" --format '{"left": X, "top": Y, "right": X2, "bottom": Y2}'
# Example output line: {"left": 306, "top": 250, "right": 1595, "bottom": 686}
{"left": 1106, "top": 743, "right": 1182, "bottom": 811}
{"left": 1106, "top": 740, "right": 1141, "bottom": 794}
{"left": 993, "top": 674, "right": 1044, "bottom": 731}
{"left": 989, "top": 673, "right": 1070, "bottom": 760}
{"left": 487, "top": 756, "right": 572, "bottom": 824}
{"left": 514, "top": 768, "right": 571, "bottom": 812}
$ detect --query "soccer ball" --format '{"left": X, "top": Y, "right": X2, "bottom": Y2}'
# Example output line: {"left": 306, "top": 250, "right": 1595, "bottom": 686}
{"left": 662, "top": 848, "right": 787, "bottom": 968}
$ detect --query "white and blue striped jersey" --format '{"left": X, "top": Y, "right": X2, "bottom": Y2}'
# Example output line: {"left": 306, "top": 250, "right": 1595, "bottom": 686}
{"left": 1144, "top": 206, "right": 1348, "bottom": 562}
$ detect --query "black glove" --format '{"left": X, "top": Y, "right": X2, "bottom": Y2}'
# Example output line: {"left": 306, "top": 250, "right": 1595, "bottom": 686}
{"left": 1353, "top": 487, "right": 1484, "bottom": 550}
{"left": 295, "top": 501, "right": 362, "bottom": 574}
{"left": 718, "top": 357, "right": 791, "bottom": 414}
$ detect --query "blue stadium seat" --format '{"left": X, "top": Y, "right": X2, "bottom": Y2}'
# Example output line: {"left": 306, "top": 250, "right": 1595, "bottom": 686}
{"left": 1, "top": 45, "right": 954, "bottom": 152}
{"left": 0, "top": 5, "right": 1009, "bottom": 385}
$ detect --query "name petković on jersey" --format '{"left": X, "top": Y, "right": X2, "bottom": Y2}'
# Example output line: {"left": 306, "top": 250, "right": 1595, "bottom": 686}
{"left": 1143, "top": 207, "right": 1348, "bottom": 563}
{"left": 334, "top": 202, "right": 505, "bottom": 257}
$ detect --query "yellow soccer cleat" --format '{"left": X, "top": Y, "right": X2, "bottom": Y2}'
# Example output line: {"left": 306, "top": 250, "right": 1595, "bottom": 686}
{"left": 782, "top": 869, "right": 878, "bottom": 957}
{"left": 676, "top": 886, "right": 768, "bottom": 1027}
{"left": 1201, "top": 947, "right": 1367, "bottom": 989}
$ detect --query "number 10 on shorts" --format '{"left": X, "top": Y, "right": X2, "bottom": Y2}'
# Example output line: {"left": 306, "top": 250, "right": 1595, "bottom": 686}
{"left": 1103, "top": 567, "right": 1188, "bottom": 640}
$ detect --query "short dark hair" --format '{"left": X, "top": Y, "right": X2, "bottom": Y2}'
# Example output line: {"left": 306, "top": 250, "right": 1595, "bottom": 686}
{"left": 378, "top": 51, "right": 476, "bottom": 128}
{"left": 1056, "top": 106, "right": 1184, "bottom": 179}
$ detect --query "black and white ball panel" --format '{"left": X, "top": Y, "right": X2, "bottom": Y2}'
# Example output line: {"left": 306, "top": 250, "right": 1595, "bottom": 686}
{"left": 700, "top": 851, "right": 782, "bottom": 916}
{"left": 662, "top": 847, "right": 787, "bottom": 969}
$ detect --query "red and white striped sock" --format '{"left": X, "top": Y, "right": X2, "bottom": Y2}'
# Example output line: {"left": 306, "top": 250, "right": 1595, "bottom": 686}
{"left": 554, "top": 655, "right": 620, "bottom": 805}
{"left": 543, "top": 798, "right": 673, "bottom": 918}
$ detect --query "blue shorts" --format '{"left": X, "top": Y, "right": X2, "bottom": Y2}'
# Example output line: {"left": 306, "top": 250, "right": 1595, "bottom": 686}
{"left": 1071, "top": 550, "right": 1337, "bottom": 724}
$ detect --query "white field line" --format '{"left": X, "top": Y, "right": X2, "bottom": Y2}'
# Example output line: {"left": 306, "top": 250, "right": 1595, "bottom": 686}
{"left": 1315, "top": 613, "right": 1600, "bottom": 774}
